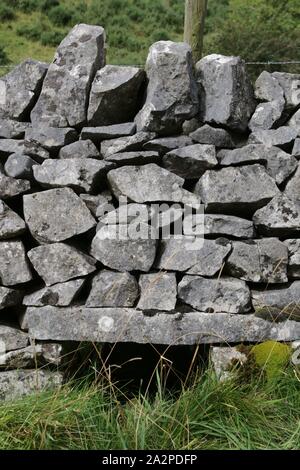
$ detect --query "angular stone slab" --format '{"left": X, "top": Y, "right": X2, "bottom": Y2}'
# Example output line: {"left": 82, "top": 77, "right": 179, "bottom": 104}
{"left": 254, "top": 71, "right": 285, "bottom": 102}
{"left": 27, "top": 243, "right": 96, "bottom": 286}
{"left": 283, "top": 240, "right": 300, "bottom": 279}
{"left": 81, "top": 192, "right": 113, "bottom": 218}
{"left": 0, "top": 119, "right": 31, "bottom": 139}
{"left": 0, "top": 174, "right": 30, "bottom": 199}
{"left": 86, "top": 270, "right": 139, "bottom": 307}
{"left": 31, "top": 24, "right": 105, "bottom": 127}
{"left": 59, "top": 139, "right": 100, "bottom": 159}
{"left": 4, "top": 153, "right": 37, "bottom": 181}
{"left": 0, "top": 240, "right": 32, "bottom": 286}
{"left": 24, "top": 306, "right": 300, "bottom": 345}
{"left": 105, "top": 151, "right": 160, "bottom": 165}
{"left": 23, "top": 279, "right": 85, "bottom": 307}
{"left": 0, "top": 370, "right": 63, "bottom": 402}
{"left": 163, "top": 144, "right": 217, "bottom": 179}
{"left": 287, "top": 109, "right": 300, "bottom": 137}
{"left": 0, "top": 139, "right": 25, "bottom": 158}
{"left": 252, "top": 282, "right": 300, "bottom": 321}
{"left": 0, "top": 343, "right": 65, "bottom": 369}
{"left": 0, "top": 200, "right": 26, "bottom": 239}
{"left": 0, "top": 59, "right": 47, "bottom": 121}
{"left": 81, "top": 123, "right": 136, "bottom": 144}
{"left": 196, "top": 54, "right": 255, "bottom": 132}
{"left": 226, "top": 238, "right": 288, "bottom": 284}
{"left": 253, "top": 195, "right": 300, "bottom": 237}
{"left": 135, "top": 41, "right": 198, "bottom": 134}
{"left": 155, "top": 237, "right": 231, "bottom": 276}
{"left": 248, "top": 100, "right": 284, "bottom": 131}
{"left": 88, "top": 65, "right": 145, "bottom": 126}
{"left": 0, "top": 286, "right": 23, "bottom": 310}
{"left": 23, "top": 188, "right": 96, "bottom": 244}
{"left": 90, "top": 224, "right": 157, "bottom": 272}
{"left": 203, "top": 214, "right": 254, "bottom": 239}
{"left": 218, "top": 144, "right": 298, "bottom": 185}
{"left": 178, "top": 275, "right": 251, "bottom": 313}
{"left": 272, "top": 72, "right": 300, "bottom": 111}
{"left": 23, "top": 140, "right": 50, "bottom": 162}
{"left": 143, "top": 135, "right": 193, "bottom": 154}
{"left": 137, "top": 272, "right": 177, "bottom": 311}
{"left": 190, "top": 124, "right": 236, "bottom": 148}
{"left": 285, "top": 164, "right": 300, "bottom": 205}
{"left": 108, "top": 164, "right": 200, "bottom": 205}
{"left": 33, "top": 158, "right": 114, "bottom": 193}
{"left": 101, "top": 132, "right": 155, "bottom": 159}
{"left": 25, "top": 127, "right": 78, "bottom": 154}
{"left": 0, "top": 325, "right": 29, "bottom": 352}
{"left": 248, "top": 126, "right": 297, "bottom": 149}
{"left": 194, "top": 164, "right": 279, "bottom": 214}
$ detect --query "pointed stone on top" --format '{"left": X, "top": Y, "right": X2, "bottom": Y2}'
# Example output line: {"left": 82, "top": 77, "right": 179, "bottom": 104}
{"left": 31, "top": 24, "right": 106, "bottom": 128}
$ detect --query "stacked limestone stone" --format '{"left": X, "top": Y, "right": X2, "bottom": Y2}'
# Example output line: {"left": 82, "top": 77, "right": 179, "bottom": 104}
{"left": 0, "top": 24, "right": 300, "bottom": 399}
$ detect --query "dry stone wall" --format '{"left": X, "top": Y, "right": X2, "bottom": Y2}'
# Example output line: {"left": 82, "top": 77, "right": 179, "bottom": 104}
{"left": 0, "top": 23, "right": 300, "bottom": 398}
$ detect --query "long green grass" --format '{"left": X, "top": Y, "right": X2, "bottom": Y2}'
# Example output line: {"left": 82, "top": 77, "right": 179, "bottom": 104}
{"left": 0, "top": 365, "right": 299, "bottom": 450}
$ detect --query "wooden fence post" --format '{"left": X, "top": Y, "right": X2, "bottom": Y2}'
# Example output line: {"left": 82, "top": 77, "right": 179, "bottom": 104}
{"left": 184, "top": 0, "right": 208, "bottom": 62}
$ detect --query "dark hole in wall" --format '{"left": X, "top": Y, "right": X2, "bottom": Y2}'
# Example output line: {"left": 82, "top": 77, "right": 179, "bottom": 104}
{"left": 100, "top": 342, "right": 209, "bottom": 396}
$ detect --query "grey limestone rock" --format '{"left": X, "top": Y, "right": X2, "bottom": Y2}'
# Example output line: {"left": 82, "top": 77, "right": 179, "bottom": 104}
{"left": 254, "top": 71, "right": 285, "bottom": 103}
{"left": 292, "top": 138, "right": 300, "bottom": 158}
{"left": 24, "top": 306, "right": 300, "bottom": 345}
{"left": 203, "top": 214, "right": 254, "bottom": 239}
{"left": 163, "top": 144, "right": 217, "bottom": 179}
{"left": 248, "top": 126, "right": 297, "bottom": 149}
{"left": 178, "top": 275, "right": 251, "bottom": 313}
{"left": 0, "top": 139, "right": 25, "bottom": 158}
{"left": 23, "top": 279, "right": 85, "bottom": 307}
{"left": 190, "top": 124, "right": 236, "bottom": 148}
{"left": 90, "top": 223, "right": 157, "bottom": 272}
{"left": 4, "top": 153, "right": 37, "bottom": 180}
{"left": 137, "top": 272, "right": 177, "bottom": 311}
{"left": 31, "top": 24, "right": 105, "bottom": 127}
{"left": 0, "top": 119, "right": 31, "bottom": 139}
{"left": 0, "top": 286, "right": 23, "bottom": 310}
{"left": 248, "top": 100, "right": 284, "bottom": 131}
{"left": 194, "top": 164, "right": 279, "bottom": 214}
{"left": 196, "top": 54, "right": 256, "bottom": 132}
{"left": 0, "top": 370, "right": 63, "bottom": 401}
{"left": 155, "top": 237, "right": 231, "bottom": 276}
{"left": 0, "top": 59, "right": 48, "bottom": 121}
{"left": 105, "top": 151, "right": 160, "bottom": 165}
{"left": 226, "top": 238, "right": 288, "bottom": 284}
{"left": 0, "top": 240, "right": 32, "bottom": 286}
{"left": 101, "top": 132, "right": 156, "bottom": 159}
{"left": 108, "top": 163, "right": 200, "bottom": 205}
{"left": 210, "top": 346, "right": 248, "bottom": 382}
{"left": 252, "top": 282, "right": 300, "bottom": 321}
{"left": 23, "top": 188, "right": 96, "bottom": 244}
{"left": 86, "top": 270, "right": 139, "bottom": 307}
{"left": 135, "top": 41, "right": 198, "bottom": 134}
{"left": 143, "top": 135, "right": 193, "bottom": 154}
{"left": 271, "top": 72, "right": 300, "bottom": 111}
{"left": 25, "top": 127, "right": 78, "bottom": 154}
{"left": 284, "top": 240, "right": 300, "bottom": 279}
{"left": 0, "top": 174, "right": 30, "bottom": 199}
{"left": 287, "top": 109, "right": 300, "bottom": 137}
{"left": 27, "top": 243, "right": 96, "bottom": 286}
{"left": 218, "top": 144, "right": 298, "bottom": 185}
{"left": 88, "top": 65, "right": 145, "bottom": 126}
{"left": 0, "top": 325, "right": 28, "bottom": 352}
{"left": 81, "top": 192, "right": 113, "bottom": 217}
{"left": 59, "top": 139, "right": 100, "bottom": 159}
{"left": 81, "top": 123, "right": 136, "bottom": 144}
{"left": 33, "top": 158, "right": 114, "bottom": 193}
{"left": 253, "top": 194, "right": 300, "bottom": 237}
{"left": 0, "top": 200, "right": 26, "bottom": 239}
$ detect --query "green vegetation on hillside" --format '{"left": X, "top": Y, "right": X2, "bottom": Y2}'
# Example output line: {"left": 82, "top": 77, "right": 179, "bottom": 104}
{"left": 0, "top": 0, "right": 299, "bottom": 76}
{"left": 0, "top": 365, "right": 299, "bottom": 450}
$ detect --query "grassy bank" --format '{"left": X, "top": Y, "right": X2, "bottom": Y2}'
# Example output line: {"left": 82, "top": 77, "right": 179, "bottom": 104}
{"left": 0, "top": 366, "right": 299, "bottom": 450}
